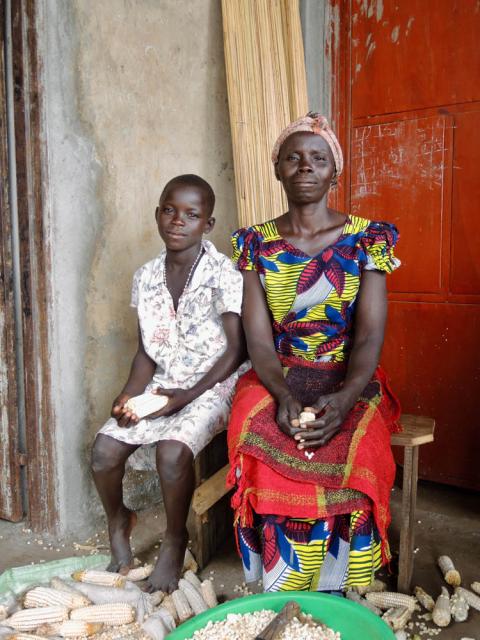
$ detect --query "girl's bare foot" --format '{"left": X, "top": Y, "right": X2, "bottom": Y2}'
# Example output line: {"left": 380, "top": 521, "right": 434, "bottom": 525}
{"left": 106, "top": 508, "right": 137, "bottom": 574}
{"left": 144, "top": 530, "right": 188, "bottom": 593}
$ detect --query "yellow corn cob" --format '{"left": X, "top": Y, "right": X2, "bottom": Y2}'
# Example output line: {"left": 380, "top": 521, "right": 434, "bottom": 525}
{"left": 470, "top": 582, "right": 480, "bottom": 596}
{"left": 158, "top": 597, "right": 178, "bottom": 624}
{"left": 24, "top": 587, "right": 90, "bottom": 610}
{"left": 182, "top": 549, "right": 198, "bottom": 574}
{"left": 183, "top": 570, "right": 202, "bottom": 591}
{"left": 365, "top": 592, "right": 416, "bottom": 611}
{"left": 70, "top": 603, "right": 135, "bottom": 626}
{"left": 200, "top": 580, "right": 218, "bottom": 608}
{"left": 72, "top": 571, "right": 126, "bottom": 589}
{"left": 170, "top": 590, "right": 192, "bottom": 623}
{"left": 437, "top": 555, "right": 461, "bottom": 587}
{"left": 456, "top": 587, "right": 480, "bottom": 612}
{"left": 413, "top": 586, "right": 435, "bottom": 612}
{"left": 432, "top": 587, "right": 451, "bottom": 627}
{"left": 57, "top": 620, "right": 103, "bottom": 637}
{"left": 355, "top": 579, "right": 387, "bottom": 596}
{"left": 125, "top": 565, "right": 153, "bottom": 582}
{"left": 382, "top": 606, "right": 412, "bottom": 631}
{"left": 450, "top": 591, "right": 469, "bottom": 622}
{"left": 6, "top": 607, "right": 69, "bottom": 631}
{"left": 178, "top": 579, "right": 207, "bottom": 615}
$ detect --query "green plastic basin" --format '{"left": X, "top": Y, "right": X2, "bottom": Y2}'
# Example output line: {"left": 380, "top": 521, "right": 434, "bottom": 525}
{"left": 167, "top": 591, "right": 395, "bottom": 639}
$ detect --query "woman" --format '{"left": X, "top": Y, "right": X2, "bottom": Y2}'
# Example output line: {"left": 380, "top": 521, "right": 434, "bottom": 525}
{"left": 227, "top": 113, "right": 401, "bottom": 593}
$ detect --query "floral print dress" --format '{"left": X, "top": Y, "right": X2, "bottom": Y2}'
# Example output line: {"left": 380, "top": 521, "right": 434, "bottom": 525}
{"left": 98, "top": 240, "right": 246, "bottom": 470}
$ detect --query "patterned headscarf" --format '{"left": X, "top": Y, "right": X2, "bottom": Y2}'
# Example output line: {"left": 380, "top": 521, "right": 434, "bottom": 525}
{"left": 271, "top": 112, "right": 343, "bottom": 176}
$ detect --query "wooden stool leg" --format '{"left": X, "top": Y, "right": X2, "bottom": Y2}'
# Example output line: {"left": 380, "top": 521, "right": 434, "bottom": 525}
{"left": 398, "top": 445, "right": 419, "bottom": 593}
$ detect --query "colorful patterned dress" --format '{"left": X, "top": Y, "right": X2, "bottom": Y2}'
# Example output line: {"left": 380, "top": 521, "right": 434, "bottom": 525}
{"left": 228, "top": 215, "right": 401, "bottom": 592}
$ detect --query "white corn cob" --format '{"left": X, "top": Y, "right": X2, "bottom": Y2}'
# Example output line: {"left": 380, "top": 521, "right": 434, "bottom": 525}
{"left": 24, "top": 587, "right": 89, "bottom": 610}
{"left": 200, "top": 580, "right": 218, "bottom": 608}
{"left": 72, "top": 570, "right": 126, "bottom": 589}
{"left": 432, "top": 586, "right": 451, "bottom": 627}
{"left": 178, "top": 579, "right": 207, "bottom": 615}
{"left": 355, "top": 579, "right": 387, "bottom": 596}
{"left": 149, "top": 591, "right": 164, "bottom": 607}
{"left": 124, "top": 393, "right": 168, "bottom": 418}
{"left": 125, "top": 565, "right": 154, "bottom": 582}
{"left": 183, "top": 570, "right": 202, "bottom": 591}
{"left": 382, "top": 606, "right": 412, "bottom": 631}
{"left": 182, "top": 549, "right": 198, "bottom": 574}
{"left": 413, "top": 586, "right": 435, "bottom": 612}
{"left": 450, "top": 590, "right": 469, "bottom": 622}
{"left": 70, "top": 603, "right": 135, "bottom": 626}
{"left": 37, "top": 620, "right": 102, "bottom": 638}
{"left": 141, "top": 616, "right": 169, "bottom": 640}
{"left": 6, "top": 607, "right": 69, "bottom": 631}
{"left": 471, "top": 581, "right": 480, "bottom": 595}
{"left": 365, "top": 591, "right": 416, "bottom": 611}
{"left": 72, "top": 583, "right": 139, "bottom": 605}
{"left": 299, "top": 411, "right": 315, "bottom": 425}
{"left": 170, "top": 590, "right": 193, "bottom": 623}
{"left": 346, "top": 590, "right": 382, "bottom": 615}
{"left": 158, "top": 597, "right": 178, "bottom": 624}
{"left": 456, "top": 587, "right": 480, "bottom": 612}
{"left": 135, "top": 592, "right": 154, "bottom": 623}
{"left": 437, "top": 555, "right": 461, "bottom": 587}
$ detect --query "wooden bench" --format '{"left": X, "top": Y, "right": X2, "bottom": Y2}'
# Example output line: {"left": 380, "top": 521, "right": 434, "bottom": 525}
{"left": 191, "top": 414, "right": 435, "bottom": 592}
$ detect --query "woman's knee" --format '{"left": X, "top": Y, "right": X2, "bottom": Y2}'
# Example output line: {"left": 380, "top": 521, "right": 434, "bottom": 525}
{"left": 91, "top": 435, "right": 130, "bottom": 473}
{"left": 156, "top": 441, "right": 193, "bottom": 482}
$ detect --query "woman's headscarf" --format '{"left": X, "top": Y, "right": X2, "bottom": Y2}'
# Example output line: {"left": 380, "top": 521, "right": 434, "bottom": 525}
{"left": 271, "top": 112, "right": 343, "bottom": 176}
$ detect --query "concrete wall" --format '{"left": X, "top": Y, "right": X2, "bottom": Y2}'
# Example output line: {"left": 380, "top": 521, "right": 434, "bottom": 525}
{"left": 38, "top": 0, "right": 238, "bottom": 534}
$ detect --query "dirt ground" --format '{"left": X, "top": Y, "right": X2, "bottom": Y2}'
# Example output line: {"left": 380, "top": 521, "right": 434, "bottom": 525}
{"left": 0, "top": 479, "right": 479, "bottom": 639}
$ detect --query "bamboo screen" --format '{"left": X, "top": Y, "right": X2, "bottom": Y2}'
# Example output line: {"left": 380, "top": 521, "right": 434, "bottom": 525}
{"left": 222, "top": 0, "right": 309, "bottom": 227}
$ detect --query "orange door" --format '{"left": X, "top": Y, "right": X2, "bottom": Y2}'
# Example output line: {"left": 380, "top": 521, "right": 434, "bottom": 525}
{"left": 333, "top": 0, "right": 480, "bottom": 489}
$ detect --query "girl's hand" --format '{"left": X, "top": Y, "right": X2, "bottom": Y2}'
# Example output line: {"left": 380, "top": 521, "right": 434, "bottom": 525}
{"left": 145, "top": 387, "right": 193, "bottom": 419}
{"left": 111, "top": 393, "right": 139, "bottom": 428}
{"left": 276, "top": 394, "right": 303, "bottom": 438}
{"left": 294, "top": 391, "right": 356, "bottom": 450}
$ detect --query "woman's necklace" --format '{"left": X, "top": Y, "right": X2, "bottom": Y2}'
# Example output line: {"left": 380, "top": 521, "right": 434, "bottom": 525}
{"left": 163, "top": 245, "right": 204, "bottom": 296}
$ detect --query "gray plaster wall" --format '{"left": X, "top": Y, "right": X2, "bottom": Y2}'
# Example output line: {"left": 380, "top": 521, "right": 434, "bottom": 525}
{"left": 37, "top": 0, "right": 237, "bottom": 535}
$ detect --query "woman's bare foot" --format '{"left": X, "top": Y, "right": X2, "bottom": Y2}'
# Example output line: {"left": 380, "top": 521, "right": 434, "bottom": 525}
{"left": 106, "top": 508, "right": 137, "bottom": 574}
{"left": 144, "top": 530, "right": 188, "bottom": 593}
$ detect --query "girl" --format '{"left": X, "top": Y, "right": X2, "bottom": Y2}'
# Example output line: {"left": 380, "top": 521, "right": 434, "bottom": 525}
{"left": 92, "top": 174, "right": 246, "bottom": 593}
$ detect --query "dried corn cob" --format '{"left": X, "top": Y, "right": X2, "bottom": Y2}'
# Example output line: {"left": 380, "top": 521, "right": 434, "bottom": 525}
{"left": 437, "top": 555, "right": 461, "bottom": 587}
{"left": 170, "top": 590, "right": 192, "bottom": 623}
{"left": 382, "top": 606, "right": 412, "bottom": 631}
{"left": 149, "top": 591, "right": 164, "bottom": 607}
{"left": 345, "top": 590, "right": 382, "bottom": 615}
{"left": 38, "top": 620, "right": 102, "bottom": 638}
{"left": 135, "top": 592, "right": 154, "bottom": 623}
{"left": 72, "top": 571, "right": 126, "bottom": 589}
{"left": 355, "top": 579, "right": 387, "bottom": 596}
{"left": 182, "top": 549, "right": 198, "bottom": 574}
{"left": 432, "top": 587, "right": 451, "bottom": 627}
{"left": 183, "top": 570, "right": 202, "bottom": 591}
{"left": 365, "top": 591, "right": 416, "bottom": 611}
{"left": 125, "top": 565, "right": 153, "bottom": 582}
{"left": 70, "top": 603, "right": 135, "bottom": 626}
{"left": 73, "top": 583, "right": 140, "bottom": 606}
{"left": 471, "top": 581, "right": 480, "bottom": 595}
{"left": 124, "top": 393, "right": 168, "bottom": 419}
{"left": 413, "top": 586, "right": 435, "bottom": 612}
{"left": 450, "top": 590, "right": 469, "bottom": 622}
{"left": 6, "top": 607, "right": 69, "bottom": 631}
{"left": 141, "top": 616, "right": 169, "bottom": 640}
{"left": 456, "top": 587, "right": 480, "bottom": 612}
{"left": 178, "top": 579, "right": 207, "bottom": 615}
{"left": 200, "top": 580, "right": 217, "bottom": 608}
{"left": 24, "top": 587, "right": 89, "bottom": 610}
{"left": 158, "top": 597, "right": 178, "bottom": 624}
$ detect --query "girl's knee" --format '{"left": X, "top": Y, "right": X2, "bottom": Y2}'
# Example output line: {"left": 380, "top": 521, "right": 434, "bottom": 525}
{"left": 156, "top": 441, "right": 193, "bottom": 480}
{"left": 91, "top": 435, "right": 125, "bottom": 473}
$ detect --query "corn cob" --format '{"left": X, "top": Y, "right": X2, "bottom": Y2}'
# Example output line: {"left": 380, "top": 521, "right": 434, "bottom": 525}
{"left": 6, "top": 607, "right": 69, "bottom": 631}
{"left": 158, "top": 597, "right": 178, "bottom": 624}
{"left": 354, "top": 579, "right": 387, "bottom": 596}
{"left": 178, "top": 579, "right": 207, "bottom": 615}
{"left": 345, "top": 590, "right": 382, "bottom": 615}
{"left": 70, "top": 603, "right": 135, "bottom": 626}
{"left": 437, "top": 555, "right": 461, "bottom": 587}
{"left": 183, "top": 570, "right": 202, "bottom": 591}
{"left": 382, "top": 606, "right": 412, "bottom": 631}
{"left": 413, "top": 586, "right": 435, "bottom": 612}
{"left": 149, "top": 591, "right": 164, "bottom": 607}
{"left": 125, "top": 565, "right": 153, "bottom": 582}
{"left": 365, "top": 591, "right": 416, "bottom": 611}
{"left": 135, "top": 592, "right": 154, "bottom": 623}
{"left": 182, "top": 549, "right": 198, "bottom": 574}
{"left": 450, "top": 590, "right": 469, "bottom": 622}
{"left": 24, "top": 587, "right": 89, "bottom": 611}
{"left": 37, "top": 620, "right": 102, "bottom": 638}
{"left": 124, "top": 393, "right": 168, "bottom": 419}
{"left": 141, "top": 616, "right": 169, "bottom": 640}
{"left": 299, "top": 411, "right": 315, "bottom": 425}
{"left": 432, "top": 587, "right": 451, "bottom": 627}
{"left": 72, "top": 583, "right": 140, "bottom": 605}
{"left": 456, "top": 587, "right": 480, "bottom": 612}
{"left": 72, "top": 571, "right": 126, "bottom": 589}
{"left": 470, "top": 581, "right": 480, "bottom": 596}
{"left": 200, "top": 580, "right": 218, "bottom": 608}
{"left": 170, "top": 590, "right": 192, "bottom": 623}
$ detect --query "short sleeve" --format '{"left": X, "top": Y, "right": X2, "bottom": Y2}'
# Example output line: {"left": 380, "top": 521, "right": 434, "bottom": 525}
{"left": 231, "top": 227, "right": 260, "bottom": 272}
{"left": 130, "top": 268, "right": 141, "bottom": 308}
{"left": 360, "top": 221, "right": 401, "bottom": 274}
{"left": 213, "top": 260, "right": 243, "bottom": 316}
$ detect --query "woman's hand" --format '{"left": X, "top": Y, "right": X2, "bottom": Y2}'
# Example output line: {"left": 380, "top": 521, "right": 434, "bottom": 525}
{"left": 276, "top": 394, "right": 303, "bottom": 438}
{"left": 111, "top": 393, "right": 139, "bottom": 428}
{"left": 294, "top": 390, "right": 356, "bottom": 449}
{"left": 145, "top": 387, "right": 194, "bottom": 419}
